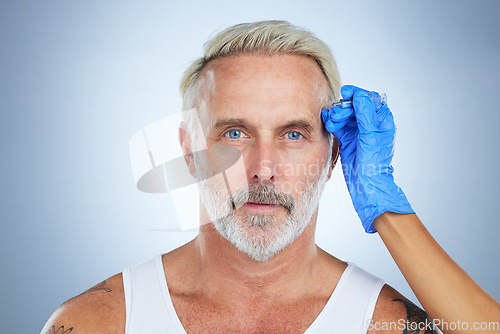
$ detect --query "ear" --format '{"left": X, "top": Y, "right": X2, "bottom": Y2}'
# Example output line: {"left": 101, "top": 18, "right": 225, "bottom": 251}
{"left": 327, "top": 137, "right": 339, "bottom": 180}
{"left": 178, "top": 122, "right": 197, "bottom": 178}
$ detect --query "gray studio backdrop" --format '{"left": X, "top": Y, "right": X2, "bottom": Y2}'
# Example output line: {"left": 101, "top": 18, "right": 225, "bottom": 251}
{"left": 1, "top": 0, "right": 499, "bottom": 332}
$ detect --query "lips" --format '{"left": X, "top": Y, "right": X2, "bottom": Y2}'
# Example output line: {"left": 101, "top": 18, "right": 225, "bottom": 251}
{"left": 243, "top": 202, "right": 282, "bottom": 213}
{"left": 229, "top": 183, "right": 296, "bottom": 213}
{"left": 246, "top": 201, "right": 279, "bottom": 206}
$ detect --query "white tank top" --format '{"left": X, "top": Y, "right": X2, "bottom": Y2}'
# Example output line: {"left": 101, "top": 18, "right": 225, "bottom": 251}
{"left": 123, "top": 255, "right": 385, "bottom": 334}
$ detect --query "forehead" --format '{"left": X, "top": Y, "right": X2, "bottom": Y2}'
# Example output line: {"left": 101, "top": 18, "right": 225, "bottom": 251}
{"left": 198, "top": 54, "right": 330, "bottom": 123}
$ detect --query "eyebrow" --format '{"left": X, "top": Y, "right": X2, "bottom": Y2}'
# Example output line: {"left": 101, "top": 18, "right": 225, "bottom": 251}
{"left": 212, "top": 118, "right": 315, "bottom": 136}
{"left": 212, "top": 118, "right": 250, "bottom": 132}
{"left": 275, "top": 120, "right": 314, "bottom": 135}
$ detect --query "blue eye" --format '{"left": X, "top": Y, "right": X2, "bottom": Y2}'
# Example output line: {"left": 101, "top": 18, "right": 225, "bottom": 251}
{"left": 226, "top": 129, "right": 242, "bottom": 139}
{"left": 287, "top": 131, "right": 302, "bottom": 140}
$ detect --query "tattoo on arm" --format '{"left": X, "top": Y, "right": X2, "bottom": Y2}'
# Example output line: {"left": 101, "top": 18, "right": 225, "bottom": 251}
{"left": 44, "top": 325, "right": 73, "bottom": 334}
{"left": 78, "top": 280, "right": 112, "bottom": 296}
{"left": 393, "top": 298, "right": 437, "bottom": 334}
{"left": 61, "top": 280, "right": 112, "bottom": 306}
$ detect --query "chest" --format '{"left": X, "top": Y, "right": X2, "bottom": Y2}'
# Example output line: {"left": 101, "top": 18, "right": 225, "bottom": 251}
{"left": 170, "top": 293, "right": 329, "bottom": 334}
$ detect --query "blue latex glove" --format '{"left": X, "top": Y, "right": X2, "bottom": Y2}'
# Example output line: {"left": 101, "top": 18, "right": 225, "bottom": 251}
{"left": 321, "top": 85, "right": 414, "bottom": 233}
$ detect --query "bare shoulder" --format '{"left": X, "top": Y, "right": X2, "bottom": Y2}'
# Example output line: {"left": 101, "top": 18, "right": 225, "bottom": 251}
{"left": 367, "top": 284, "right": 437, "bottom": 334}
{"left": 40, "top": 273, "right": 125, "bottom": 334}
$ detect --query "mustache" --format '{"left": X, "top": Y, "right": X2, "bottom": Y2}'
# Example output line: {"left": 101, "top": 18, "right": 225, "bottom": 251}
{"left": 230, "top": 183, "right": 295, "bottom": 213}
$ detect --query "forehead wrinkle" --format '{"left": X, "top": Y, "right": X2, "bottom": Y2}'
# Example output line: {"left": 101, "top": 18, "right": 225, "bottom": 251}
{"left": 197, "top": 55, "right": 330, "bottom": 134}
{"left": 205, "top": 54, "right": 327, "bottom": 102}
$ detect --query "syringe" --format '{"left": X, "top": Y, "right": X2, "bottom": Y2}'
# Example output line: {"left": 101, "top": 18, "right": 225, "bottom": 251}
{"left": 332, "top": 92, "right": 387, "bottom": 109}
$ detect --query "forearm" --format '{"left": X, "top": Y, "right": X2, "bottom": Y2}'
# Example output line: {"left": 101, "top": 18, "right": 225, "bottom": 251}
{"left": 374, "top": 212, "right": 500, "bottom": 333}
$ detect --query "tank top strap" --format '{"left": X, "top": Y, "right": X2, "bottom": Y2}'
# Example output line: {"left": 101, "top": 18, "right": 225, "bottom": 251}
{"left": 305, "top": 263, "right": 385, "bottom": 334}
{"left": 123, "top": 255, "right": 186, "bottom": 333}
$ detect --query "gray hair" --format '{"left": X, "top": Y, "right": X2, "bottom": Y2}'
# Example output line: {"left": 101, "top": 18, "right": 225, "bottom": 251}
{"left": 180, "top": 20, "right": 339, "bottom": 155}
{"left": 180, "top": 20, "right": 341, "bottom": 112}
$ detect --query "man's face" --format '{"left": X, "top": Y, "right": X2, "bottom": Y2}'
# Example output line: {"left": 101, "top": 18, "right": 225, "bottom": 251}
{"left": 192, "top": 54, "right": 333, "bottom": 262}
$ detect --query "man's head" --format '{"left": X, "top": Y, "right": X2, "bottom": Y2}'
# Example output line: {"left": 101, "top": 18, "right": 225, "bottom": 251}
{"left": 178, "top": 21, "right": 341, "bottom": 262}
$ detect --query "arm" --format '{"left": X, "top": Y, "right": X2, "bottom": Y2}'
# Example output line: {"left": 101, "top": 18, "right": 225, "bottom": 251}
{"left": 374, "top": 212, "right": 500, "bottom": 333}
{"left": 322, "top": 85, "right": 500, "bottom": 333}
{"left": 40, "top": 274, "right": 125, "bottom": 334}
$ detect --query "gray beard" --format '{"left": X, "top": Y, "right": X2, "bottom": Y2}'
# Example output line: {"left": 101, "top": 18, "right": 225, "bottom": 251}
{"left": 198, "top": 166, "right": 329, "bottom": 262}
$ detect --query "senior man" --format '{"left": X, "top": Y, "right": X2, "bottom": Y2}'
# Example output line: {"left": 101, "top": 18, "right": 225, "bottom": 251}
{"left": 42, "top": 21, "right": 500, "bottom": 334}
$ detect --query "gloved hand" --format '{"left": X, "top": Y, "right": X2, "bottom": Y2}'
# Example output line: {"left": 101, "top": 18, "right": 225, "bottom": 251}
{"left": 321, "top": 85, "right": 414, "bottom": 233}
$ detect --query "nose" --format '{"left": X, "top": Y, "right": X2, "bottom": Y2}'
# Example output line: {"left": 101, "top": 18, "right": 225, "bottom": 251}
{"left": 246, "top": 139, "right": 279, "bottom": 183}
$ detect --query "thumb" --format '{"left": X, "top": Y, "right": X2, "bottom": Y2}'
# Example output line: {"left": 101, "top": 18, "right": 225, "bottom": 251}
{"left": 340, "top": 85, "right": 356, "bottom": 99}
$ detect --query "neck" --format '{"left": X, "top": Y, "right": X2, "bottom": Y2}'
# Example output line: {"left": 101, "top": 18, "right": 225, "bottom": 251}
{"left": 190, "top": 206, "right": 323, "bottom": 302}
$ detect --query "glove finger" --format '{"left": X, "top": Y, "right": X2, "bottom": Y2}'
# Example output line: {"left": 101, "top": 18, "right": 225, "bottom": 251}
{"left": 338, "top": 125, "right": 359, "bottom": 157}
{"left": 324, "top": 118, "right": 349, "bottom": 135}
{"left": 321, "top": 108, "right": 329, "bottom": 124}
{"left": 342, "top": 84, "right": 376, "bottom": 99}
{"left": 341, "top": 85, "right": 357, "bottom": 99}
{"left": 340, "top": 119, "right": 358, "bottom": 144}
{"left": 375, "top": 104, "right": 396, "bottom": 132}
{"left": 330, "top": 107, "right": 354, "bottom": 124}
{"left": 335, "top": 117, "right": 358, "bottom": 149}
{"left": 352, "top": 89, "right": 378, "bottom": 133}
{"left": 322, "top": 105, "right": 354, "bottom": 123}
{"left": 322, "top": 105, "right": 355, "bottom": 137}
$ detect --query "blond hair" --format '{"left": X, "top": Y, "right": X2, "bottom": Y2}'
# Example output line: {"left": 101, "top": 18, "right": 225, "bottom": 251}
{"left": 180, "top": 20, "right": 341, "bottom": 111}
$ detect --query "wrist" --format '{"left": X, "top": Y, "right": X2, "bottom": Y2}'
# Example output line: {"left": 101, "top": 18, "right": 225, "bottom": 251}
{"left": 352, "top": 180, "right": 414, "bottom": 233}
